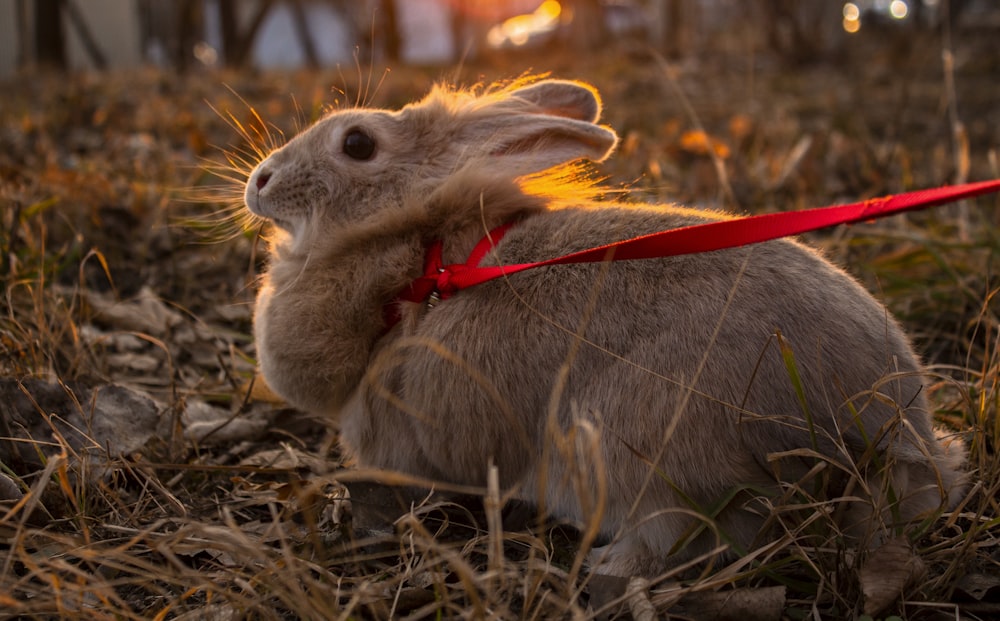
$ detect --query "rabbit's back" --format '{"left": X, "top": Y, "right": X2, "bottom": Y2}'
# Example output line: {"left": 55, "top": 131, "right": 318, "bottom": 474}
{"left": 343, "top": 201, "right": 957, "bottom": 572}
{"left": 356, "top": 203, "right": 929, "bottom": 463}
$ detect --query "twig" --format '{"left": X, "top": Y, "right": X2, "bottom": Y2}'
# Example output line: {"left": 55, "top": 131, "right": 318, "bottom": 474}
{"left": 941, "top": 1, "right": 970, "bottom": 240}
{"left": 626, "top": 577, "right": 657, "bottom": 621}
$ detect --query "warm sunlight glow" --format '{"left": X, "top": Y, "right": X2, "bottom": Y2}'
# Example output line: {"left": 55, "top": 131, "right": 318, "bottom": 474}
{"left": 486, "top": 1, "right": 562, "bottom": 49}
{"left": 537, "top": 0, "right": 562, "bottom": 20}
{"left": 842, "top": 3, "right": 861, "bottom": 33}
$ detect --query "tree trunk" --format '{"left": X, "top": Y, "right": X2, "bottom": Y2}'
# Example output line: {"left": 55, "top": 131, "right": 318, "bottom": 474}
{"left": 174, "top": 0, "right": 202, "bottom": 72}
{"left": 63, "top": 0, "right": 107, "bottom": 68}
{"left": 381, "top": 0, "right": 401, "bottom": 62}
{"left": 289, "top": 0, "right": 319, "bottom": 68}
{"left": 662, "top": 0, "right": 684, "bottom": 59}
{"left": 450, "top": 0, "right": 468, "bottom": 61}
{"left": 34, "top": 0, "right": 66, "bottom": 69}
{"left": 566, "top": 0, "right": 607, "bottom": 50}
{"left": 219, "top": 0, "right": 238, "bottom": 64}
{"left": 228, "top": 0, "right": 274, "bottom": 67}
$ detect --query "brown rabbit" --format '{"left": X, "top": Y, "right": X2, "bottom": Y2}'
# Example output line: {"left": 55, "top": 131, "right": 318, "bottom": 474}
{"left": 245, "top": 78, "right": 966, "bottom": 577}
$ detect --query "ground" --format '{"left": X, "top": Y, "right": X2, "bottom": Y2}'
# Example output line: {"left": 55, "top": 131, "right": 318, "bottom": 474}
{"left": 1, "top": 23, "right": 999, "bottom": 620}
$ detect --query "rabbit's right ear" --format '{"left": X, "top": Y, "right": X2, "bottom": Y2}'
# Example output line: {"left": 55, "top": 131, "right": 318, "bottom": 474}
{"left": 478, "top": 114, "right": 617, "bottom": 177}
{"left": 506, "top": 80, "right": 605, "bottom": 123}
{"left": 462, "top": 82, "right": 618, "bottom": 178}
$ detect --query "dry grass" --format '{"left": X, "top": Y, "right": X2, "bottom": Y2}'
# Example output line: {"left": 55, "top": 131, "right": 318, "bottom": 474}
{"left": 2, "top": 27, "right": 999, "bottom": 620}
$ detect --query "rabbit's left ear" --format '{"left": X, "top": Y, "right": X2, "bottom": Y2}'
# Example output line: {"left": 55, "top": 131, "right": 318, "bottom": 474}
{"left": 466, "top": 80, "right": 618, "bottom": 177}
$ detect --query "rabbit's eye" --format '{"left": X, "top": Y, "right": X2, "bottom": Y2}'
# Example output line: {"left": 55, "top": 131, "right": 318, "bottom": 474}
{"left": 343, "top": 129, "right": 376, "bottom": 161}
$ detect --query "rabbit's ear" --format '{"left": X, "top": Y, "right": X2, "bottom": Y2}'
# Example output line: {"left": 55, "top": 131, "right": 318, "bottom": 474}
{"left": 485, "top": 115, "right": 617, "bottom": 175}
{"left": 466, "top": 82, "right": 618, "bottom": 177}
{"left": 507, "top": 80, "right": 604, "bottom": 123}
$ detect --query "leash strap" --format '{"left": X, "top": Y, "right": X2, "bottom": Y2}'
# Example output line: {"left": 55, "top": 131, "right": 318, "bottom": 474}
{"left": 392, "top": 180, "right": 1000, "bottom": 316}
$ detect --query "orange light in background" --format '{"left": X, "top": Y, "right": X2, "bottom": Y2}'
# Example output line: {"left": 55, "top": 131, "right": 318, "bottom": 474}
{"left": 842, "top": 2, "right": 861, "bottom": 33}
{"left": 487, "top": 1, "right": 562, "bottom": 49}
{"left": 531, "top": 0, "right": 560, "bottom": 20}
{"left": 679, "top": 130, "right": 730, "bottom": 159}
{"left": 727, "top": 114, "right": 753, "bottom": 143}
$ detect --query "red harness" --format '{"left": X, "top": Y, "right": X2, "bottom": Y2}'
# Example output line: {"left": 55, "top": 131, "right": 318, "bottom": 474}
{"left": 385, "top": 180, "right": 1000, "bottom": 329}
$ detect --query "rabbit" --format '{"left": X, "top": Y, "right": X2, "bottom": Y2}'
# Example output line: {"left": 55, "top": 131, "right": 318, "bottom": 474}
{"left": 245, "top": 77, "right": 966, "bottom": 577}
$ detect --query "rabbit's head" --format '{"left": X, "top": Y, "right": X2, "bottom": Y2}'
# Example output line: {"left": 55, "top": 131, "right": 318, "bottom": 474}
{"left": 244, "top": 79, "right": 618, "bottom": 253}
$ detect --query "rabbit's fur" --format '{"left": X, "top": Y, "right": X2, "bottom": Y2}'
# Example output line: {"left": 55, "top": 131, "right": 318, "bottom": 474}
{"left": 246, "top": 78, "right": 966, "bottom": 577}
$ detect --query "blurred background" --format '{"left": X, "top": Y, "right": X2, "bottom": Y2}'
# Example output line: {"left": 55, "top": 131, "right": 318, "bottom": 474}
{"left": 2, "top": 0, "right": 998, "bottom": 75}
{"left": 2, "top": 7, "right": 1000, "bottom": 616}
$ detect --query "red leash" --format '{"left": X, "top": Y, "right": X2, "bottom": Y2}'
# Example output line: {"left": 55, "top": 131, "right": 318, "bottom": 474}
{"left": 390, "top": 180, "right": 1000, "bottom": 323}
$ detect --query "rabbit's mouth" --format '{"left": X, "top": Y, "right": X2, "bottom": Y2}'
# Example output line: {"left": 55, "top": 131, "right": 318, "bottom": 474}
{"left": 245, "top": 200, "right": 293, "bottom": 234}
{"left": 263, "top": 212, "right": 301, "bottom": 236}
{"left": 265, "top": 211, "right": 308, "bottom": 241}
{"left": 246, "top": 191, "right": 291, "bottom": 231}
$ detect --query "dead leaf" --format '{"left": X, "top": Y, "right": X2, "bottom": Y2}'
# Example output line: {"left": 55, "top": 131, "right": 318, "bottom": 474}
{"left": 954, "top": 572, "right": 1000, "bottom": 603}
{"left": 172, "top": 604, "right": 241, "bottom": 621}
{"left": 105, "top": 351, "right": 163, "bottom": 373}
{"left": 343, "top": 479, "right": 430, "bottom": 534}
{"left": 391, "top": 587, "right": 439, "bottom": 613}
{"left": 238, "top": 445, "right": 326, "bottom": 472}
{"left": 660, "top": 585, "right": 786, "bottom": 621}
{"left": 587, "top": 574, "right": 629, "bottom": 620}
{"left": 859, "top": 536, "right": 926, "bottom": 617}
{"left": 679, "top": 129, "right": 731, "bottom": 159}
{"left": 728, "top": 113, "right": 754, "bottom": 142}
{"left": 0, "top": 378, "right": 162, "bottom": 475}
{"left": 182, "top": 398, "right": 272, "bottom": 444}
{"left": 81, "top": 285, "right": 184, "bottom": 337}
{"left": 0, "top": 472, "right": 23, "bottom": 504}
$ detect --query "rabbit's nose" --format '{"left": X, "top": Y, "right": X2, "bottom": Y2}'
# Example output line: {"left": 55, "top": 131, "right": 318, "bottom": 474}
{"left": 256, "top": 171, "right": 272, "bottom": 190}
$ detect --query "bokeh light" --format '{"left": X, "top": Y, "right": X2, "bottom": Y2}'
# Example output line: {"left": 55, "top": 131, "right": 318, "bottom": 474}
{"left": 843, "top": 3, "right": 861, "bottom": 33}
{"left": 486, "top": 0, "right": 562, "bottom": 49}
